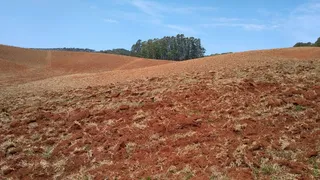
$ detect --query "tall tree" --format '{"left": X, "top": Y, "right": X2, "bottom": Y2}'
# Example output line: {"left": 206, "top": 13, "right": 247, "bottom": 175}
{"left": 131, "top": 34, "right": 205, "bottom": 61}
{"left": 314, "top": 37, "right": 320, "bottom": 47}
{"left": 131, "top": 39, "right": 142, "bottom": 57}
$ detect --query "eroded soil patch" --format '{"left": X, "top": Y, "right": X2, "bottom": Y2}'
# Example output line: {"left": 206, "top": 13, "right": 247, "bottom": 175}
{"left": 0, "top": 60, "right": 319, "bottom": 179}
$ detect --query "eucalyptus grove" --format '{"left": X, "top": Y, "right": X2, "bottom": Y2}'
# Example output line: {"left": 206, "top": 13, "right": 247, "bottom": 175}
{"left": 131, "top": 34, "right": 206, "bottom": 61}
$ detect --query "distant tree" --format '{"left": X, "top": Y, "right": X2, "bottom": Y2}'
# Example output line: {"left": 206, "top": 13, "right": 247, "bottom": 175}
{"left": 221, "top": 52, "right": 233, "bottom": 55}
{"left": 314, "top": 37, "right": 320, "bottom": 47}
{"left": 32, "top": 47, "right": 96, "bottom": 52}
{"left": 131, "top": 40, "right": 142, "bottom": 57}
{"left": 293, "top": 42, "right": 312, "bottom": 47}
{"left": 207, "top": 52, "right": 233, "bottom": 57}
{"left": 293, "top": 37, "right": 320, "bottom": 47}
{"left": 100, "top": 48, "right": 131, "bottom": 56}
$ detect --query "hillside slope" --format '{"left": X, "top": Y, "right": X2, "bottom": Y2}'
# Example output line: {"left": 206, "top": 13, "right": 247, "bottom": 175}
{"left": 0, "top": 46, "right": 320, "bottom": 179}
{"left": 1, "top": 47, "right": 320, "bottom": 96}
{"left": 0, "top": 45, "right": 172, "bottom": 86}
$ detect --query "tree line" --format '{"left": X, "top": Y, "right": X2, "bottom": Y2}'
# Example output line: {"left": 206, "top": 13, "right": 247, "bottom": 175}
{"left": 32, "top": 47, "right": 96, "bottom": 52}
{"left": 32, "top": 34, "right": 206, "bottom": 61}
{"left": 207, "top": 52, "right": 233, "bottom": 56}
{"left": 33, "top": 35, "right": 319, "bottom": 60}
{"left": 293, "top": 37, "right": 320, "bottom": 47}
{"left": 99, "top": 48, "right": 131, "bottom": 56}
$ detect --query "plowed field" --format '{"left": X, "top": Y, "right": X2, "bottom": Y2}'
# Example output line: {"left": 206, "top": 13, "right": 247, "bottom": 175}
{"left": 0, "top": 45, "right": 320, "bottom": 179}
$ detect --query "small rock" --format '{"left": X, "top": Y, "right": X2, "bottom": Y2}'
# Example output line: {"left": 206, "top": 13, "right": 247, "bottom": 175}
{"left": 233, "top": 124, "right": 247, "bottom": 133}
{"left": 26, "top": 118, "right": 37, "bottom": 124}
{"left": 71, "top": 132, "right": 83, "bottom": 140}
{"left": 69, "top": 109, "right": 90, "bottom": 121}
{"left": 209, "top": 70, "right": 216, "bottom": 75}
{"left": 267, "top": 98, "right": 284, "bottom": 107}
{"left": 313, "top": 85, "right": 320, "bottom": 96}
{"left": 70, "top": 122, "right": 82, "bottom": 131}
{"left": 306, "top": 150, "right": 318, "bottom": 158}
{"left": 131, "top": 92, "right": 141, "bottom": 96}
{"left": 28, "top": 122, "right": 38, "bottom": 129}
{"left": 293, "top": 98, "right": 311, "bottom": 107}
{"left": 111, "top": 92, "right": 120, "bottom": 98}
{"left": 148, "top": 77, "right": 158, "bottom": 81}
{"left": 0, "top": 151, "right": 5, "bottom": 159}
{"left": 33, "top": 147, "right": 44, "bottom": 153}
{"left": 302, "top": 90, "right": 317, "bottom": 100}
{"left": 5, "top": 144, "right": 15, "bottom": 150}
{"left": 283, "top": 88, "right": 302, "bottom": 97}
{"left": 118, "top": 105, "right": 130, "bottom": 111}
{"left": 2, "top": 167, "right": 15, "bottom": 175}
{"left": 279, "top": 138, "right": 291, "bottom": 150}
{"left": 249, "top": 143, "right": 263, "bottom": 151}
{"left": 133, "top": 114, "right": 146, "bottom": 122}
{"left": 6, "top": 147, "right": 22, "bottom": 155}
{"left": 10, "top": 120, "right": 20, "bottom": 128}
{"left": 74, "top": 149, "right": 86, "bottom": 155}
{"left": 45, "top": 139, "right": 56, "bottom": 145}
{"left": 85, "top": 126, "right": 98, "bottom": 135}
{"left": 150, "top": 134, "right": 160, "bottom": 140}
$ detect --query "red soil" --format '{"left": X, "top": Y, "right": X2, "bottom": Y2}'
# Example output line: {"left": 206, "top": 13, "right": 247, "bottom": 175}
{"left": 49, "top": 51, "right": 171, "bottom": 73}
{"left": 0, "top": 45, "right": 320, "bottom": 179}
{"left": 0, "top": 58, "right": 27, "bottom": 74}
{"left": 0, "top": 45, "right": 172, "bottom": 86}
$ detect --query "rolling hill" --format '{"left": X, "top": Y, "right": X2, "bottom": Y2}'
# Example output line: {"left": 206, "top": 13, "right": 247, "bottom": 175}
{"left": 0, "top": 45, "right": 172, "bottom": 86}
{"left": 0, "top": 45, "right": 320, "bottom": 179}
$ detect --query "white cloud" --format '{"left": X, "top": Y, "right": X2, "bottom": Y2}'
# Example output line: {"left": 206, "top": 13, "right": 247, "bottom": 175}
{"left": 293, "top": 1, "right": 320, "bottom": 14}
{"left": 254, "top": 0, "right": 320, "bottom": 42}
{"left": 110, "top": 11, "right": 140, "bottom": 22}
{"left": 202, "top": 0, "right": 320, "bottom": 34}
{"left": 240, "top": 24, "right": 267, "bottom": 31}
{"left": 131, "top": 0, "right": 164, "bottom": 17}
{"left": 201, "top": 22, "right": 275, "bottom": 31}
{"left": 165, "top": 24, "right": 196, "bottom": 34}
{"left": 103, "top": 18, "right": 119, "bottom": 23}
{"left": 130, "top": 0, "right": 216, "bottom": 17}
{"left": 257, "top": 9, "right": 282, "bottom": 18}
{"left": 202, "top": 15, "right": 280, "bottom": 31}
{"left": 279, "top": 0, "right": 320, "bottom": 42}
{"left": 172, "top": 7, "right": 216, "bottom": 14}
{"left": 211, "top": 17, "right": 242, "bottom": 22}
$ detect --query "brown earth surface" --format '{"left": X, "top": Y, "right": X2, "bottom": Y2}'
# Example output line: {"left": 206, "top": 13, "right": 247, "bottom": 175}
{"left": 0, "top": 45, "right": 320, "bottom": 179}
{"left": 0, "top": 45, "right": 172, "bottom": 87}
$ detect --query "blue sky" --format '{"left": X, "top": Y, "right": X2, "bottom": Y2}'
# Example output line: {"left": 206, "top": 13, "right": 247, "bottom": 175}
{"left": 0, "top": 0, "right": 319, "bottom": 54}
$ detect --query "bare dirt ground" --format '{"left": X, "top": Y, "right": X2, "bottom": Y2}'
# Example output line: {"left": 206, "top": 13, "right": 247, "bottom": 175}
{"left": 0, "top": 45, "right": 172, "bottom": 87}
{"left": 0, "top": 45, "right": 320, "bottom": 180}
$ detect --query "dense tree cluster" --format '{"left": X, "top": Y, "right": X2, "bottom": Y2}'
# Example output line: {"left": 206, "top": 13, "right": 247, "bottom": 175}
{"left": 294, "top": 37, "right": 320, "bottom": 47}
{"left": 131, "top": 34, "right": 206, "bottom": 60}
{"left": 100, "top": 48, "right": 131, "bottom": 56}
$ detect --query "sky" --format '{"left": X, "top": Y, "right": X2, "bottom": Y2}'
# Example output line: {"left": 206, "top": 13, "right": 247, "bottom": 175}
{"left": 0, "top": 0, "right": 319, "bottom": 55}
